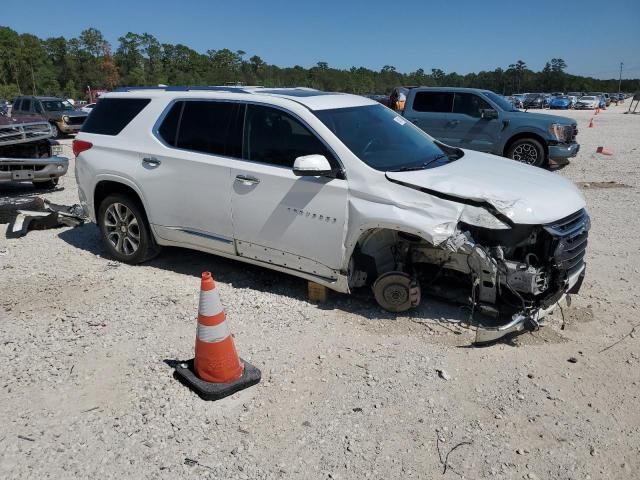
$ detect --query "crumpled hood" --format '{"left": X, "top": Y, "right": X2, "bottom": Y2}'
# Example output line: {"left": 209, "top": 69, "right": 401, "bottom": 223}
{"left": 386, "top": 151, "right": 586, "bottom": 225}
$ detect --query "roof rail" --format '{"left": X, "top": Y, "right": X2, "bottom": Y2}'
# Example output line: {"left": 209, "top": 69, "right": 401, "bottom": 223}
{"left": 113, "top": 85, "right": 251, "bottom": 93}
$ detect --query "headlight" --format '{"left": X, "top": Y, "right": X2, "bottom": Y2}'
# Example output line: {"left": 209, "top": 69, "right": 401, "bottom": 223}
{"left": 549, "top": 123, "right": 565, "bottom": 141}
{"left": 459, "top": 205, "right": 511, "bottom": 230}
{"left": 63, "top": 115, "right": 69, "bottom": 123}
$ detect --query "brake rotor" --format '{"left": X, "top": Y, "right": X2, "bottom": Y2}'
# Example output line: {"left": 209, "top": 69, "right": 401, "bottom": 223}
{"left": 372, "top": 271, "right": 421, "bottom": 312}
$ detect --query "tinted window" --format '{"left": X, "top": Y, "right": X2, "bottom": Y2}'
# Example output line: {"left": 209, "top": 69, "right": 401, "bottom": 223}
{"left": 21, "top": 98, "right": 32, "bottom": 111}
{"left": 412, "top": 92, "right": 454, "bottom": 113}
{"left": 82, "top": 98, "right": 151, "bottom": 135}
{"left": 12, "top": 99, "right": 21, "bottom": 110}
{"left": 452, "top": 93, "right": 492, "bottom": 117}
{"left": 157, "top": 102, "right": 183, "bottom": 146}
{"left": 244, "top": 104, "right": 331, "bottom": 167}
{"left": 176, "top": 101, "right": 240, "bottom": 157}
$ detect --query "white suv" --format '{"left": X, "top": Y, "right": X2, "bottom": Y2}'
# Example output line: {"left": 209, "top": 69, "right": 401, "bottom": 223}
{"left": 74, "top": 87, "right": 589, "bottom": 342}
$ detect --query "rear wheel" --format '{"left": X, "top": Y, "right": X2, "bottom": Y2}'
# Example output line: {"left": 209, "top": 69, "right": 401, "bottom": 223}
{"left": 97, "top": 193, "right": 161, "bottom": 264}
{"left": 507, "top": 138, "right": 546, "bottom": 167}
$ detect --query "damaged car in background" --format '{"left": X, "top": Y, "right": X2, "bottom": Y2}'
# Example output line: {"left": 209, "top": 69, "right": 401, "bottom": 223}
{"left": 74, "top": 87, "right": 589, "bottom": 343}
{"left": 1, "top": 108, "right": 68, "bottom": 189}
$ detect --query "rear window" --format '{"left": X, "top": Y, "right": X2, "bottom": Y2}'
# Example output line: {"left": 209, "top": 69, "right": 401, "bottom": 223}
{"left": 412, "top": 92, "right": 454, "bottom": 113}
{"left": 82, "top": 98, "right": 151, "bottom": 135}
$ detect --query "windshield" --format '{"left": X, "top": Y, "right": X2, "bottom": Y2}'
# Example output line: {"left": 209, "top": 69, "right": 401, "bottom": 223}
{"left": 581, "top": 96, "right": 595, "bottom": 101}
{"left": 314, "top": 104, "right": 457, "bottom": 172}
{"left": 482, "top": 91, "right": 518, "bottom": 111}
{"left": 42, "top": 100, "right": 73, "bottom": 112}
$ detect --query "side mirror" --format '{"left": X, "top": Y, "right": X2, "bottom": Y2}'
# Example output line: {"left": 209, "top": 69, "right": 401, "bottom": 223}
{"left": 480, "top": 109, "right": 498, "bottom": 120}
{"left": 293, "top": 154, "right": 334, "bottom": 177}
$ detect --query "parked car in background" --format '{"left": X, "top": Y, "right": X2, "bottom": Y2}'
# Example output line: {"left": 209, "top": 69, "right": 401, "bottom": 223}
{"left": 0, "top": 109, "right": 67, "bottom": 189}
{"left": 505, "top": 95, "right": 522, "bottom": 109}
{"left": 549, "top": 95, "right": 573, "bottom": 109}
{"left": 81, "top": 103, "right": 97, "bottom": 113}
{"left": 575, "top": 96, "right": 599, "bottom": 109}
{"left": 401, "top": 87, "right": 579, "bottom": 167}
{"left": 522, "top": 93, "right": 546, "bottom": 109}
{"left": 617, "top": 93, "right": 625, "bottom": 103}
{"left": 12, "top": 96, "right": 88, "bottom": 137}
{"left": 74, "top": 86, "right": 589, "bottom": 342}
{"left": 567, "top": 91, "right": 584, "bottom": 98}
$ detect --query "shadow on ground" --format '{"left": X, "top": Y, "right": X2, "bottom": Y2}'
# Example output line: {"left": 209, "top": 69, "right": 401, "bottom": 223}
{"left": 57, "top": 223, "right": 480, "bottom": 329}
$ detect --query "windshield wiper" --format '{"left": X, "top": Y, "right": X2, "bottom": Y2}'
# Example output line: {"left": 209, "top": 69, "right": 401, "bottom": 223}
{"left": 388, "top": 154, "right": 449, "bottom": 172}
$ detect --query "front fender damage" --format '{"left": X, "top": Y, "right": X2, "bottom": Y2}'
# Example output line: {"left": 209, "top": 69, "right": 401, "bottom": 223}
{"left": 347, "top": 186, "right": 589, "bottom": 344}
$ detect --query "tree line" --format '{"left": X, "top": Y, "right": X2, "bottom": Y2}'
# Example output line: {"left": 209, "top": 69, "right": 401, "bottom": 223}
{"left": 1, "top": 26, "right": 638, "bottom": 100}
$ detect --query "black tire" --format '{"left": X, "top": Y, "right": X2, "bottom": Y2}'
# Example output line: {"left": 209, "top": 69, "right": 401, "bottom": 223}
{"left": 52, "top": 124, "right": 64, "bottom": 138}
{"left": 0, "top": 196, "right": 45, "bottom": 223}
{"left": 97, "top": 193, "right": 161, "bottom": 264}
{"left": 33, "top": 178, "right": 59, "bottom": 190}
{"left": 506, "top": 138, "right": 546, "bottom": 167}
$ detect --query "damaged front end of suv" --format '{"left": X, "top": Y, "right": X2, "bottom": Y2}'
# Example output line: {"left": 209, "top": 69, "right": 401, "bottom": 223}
{"left": 346, "top": 146, "right": 589, "bottom": 344}
{"left": 350, "top": 204, "right": 589, "bottom": 343}
{"left": 413, "top": 208, "right": 588, "bottom": 343}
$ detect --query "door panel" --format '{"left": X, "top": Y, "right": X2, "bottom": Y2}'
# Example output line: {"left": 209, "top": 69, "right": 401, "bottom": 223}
{"left": 404, "top": 91, "right": 454, "bottom": 141}
{"left": 230, "top": 162, "right": 348, "bottom": 277}
{"left": 136, "top": 100, "right": 239, "bottom": 254}
{"left": 445, "top": 93, "right": 502, "bottom": 151}
{"left": 137, "top": 148, "right": 235, "bottom": 253}
{"left": 230, "top": 104, "right": 348, "bottom": 277}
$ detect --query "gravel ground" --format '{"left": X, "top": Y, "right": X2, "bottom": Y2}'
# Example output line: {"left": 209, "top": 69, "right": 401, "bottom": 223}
{"left": 1, "top": 103, "right": 639, "bottom": 479}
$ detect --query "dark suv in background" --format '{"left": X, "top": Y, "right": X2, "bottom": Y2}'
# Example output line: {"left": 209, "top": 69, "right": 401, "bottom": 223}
{"left": 401, "top": 87, "right": 579, "bottom": 167}
{"left": 12, "top": 96, "right": 87, "bottom": 137}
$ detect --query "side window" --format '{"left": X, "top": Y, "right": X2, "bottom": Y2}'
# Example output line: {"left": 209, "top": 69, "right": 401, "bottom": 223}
{"left": 176, "top": 101, "right": 240, "bottom": 157}
{"left": 452, "top": 93, "right": 492, "bottom": 117}
{"left": 21, "top": 98, "right": 32, "bottom": 111}
{"left": 34, "top": 101, "right": 44, "bottom": 114}
{"left": 244, "top": 104, "right": 331, "bottom": 168}
{"left": 157, "top": 101, "right": 183, "bottom": 146}
{"left": 412, "top": 92, "right": 454, "bottom": 113}
{"left": 12, "top": 99, "right": 21, "bottom": 111}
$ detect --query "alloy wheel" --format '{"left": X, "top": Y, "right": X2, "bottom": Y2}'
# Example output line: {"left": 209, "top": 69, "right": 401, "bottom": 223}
{"left": 103, "top": 202, "right": 140, "bottom": 255}
{"left": 512, "top": 143, "right": 538, "bottom": 165}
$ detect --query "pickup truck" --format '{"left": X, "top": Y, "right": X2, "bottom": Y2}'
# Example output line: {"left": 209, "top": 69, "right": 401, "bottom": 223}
{"left": 400, "top": 87, "right": 579, "bottom": 167}
{"left": 0, "top": 111, "right": 68, "bottom": 189}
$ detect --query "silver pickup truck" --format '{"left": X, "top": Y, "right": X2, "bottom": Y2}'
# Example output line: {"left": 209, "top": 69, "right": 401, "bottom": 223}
{"left": 0, "top": 111, "right": 68, "bottom": 189}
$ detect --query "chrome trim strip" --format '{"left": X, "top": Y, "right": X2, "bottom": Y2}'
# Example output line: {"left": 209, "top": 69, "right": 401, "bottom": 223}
{"left": 168, "top": 226, "right": 233, "bottom": 244}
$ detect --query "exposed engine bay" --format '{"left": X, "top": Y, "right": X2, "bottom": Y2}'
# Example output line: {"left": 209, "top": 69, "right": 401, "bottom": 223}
{"left": 349, "top": 209, "right": 590, "bottom": 343}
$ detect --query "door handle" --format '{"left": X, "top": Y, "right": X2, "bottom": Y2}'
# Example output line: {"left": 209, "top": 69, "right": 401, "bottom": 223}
{"left": 142, "top": 157, "right": 161, "bottom": 168}
{"left": 235, "top": 174, "right": 260, "bottom": 185}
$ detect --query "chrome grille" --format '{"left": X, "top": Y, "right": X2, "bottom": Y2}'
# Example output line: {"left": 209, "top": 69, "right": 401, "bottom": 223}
{"left": 544, "top": 209, "right": 590, "bottom": 276}
{"left": 0, "top": 121, "right": 52, "bottom": 145}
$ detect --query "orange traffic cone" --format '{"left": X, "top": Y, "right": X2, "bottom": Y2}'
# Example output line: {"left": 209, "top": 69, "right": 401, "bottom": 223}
{"left": 172, "top": 272, "right": 261, "bottom": 400}
{"left": 588, "top": 118, "right": 594, "bottom": 128}
{"left": 596, "top": 146, "right": 613, "bottom": 156}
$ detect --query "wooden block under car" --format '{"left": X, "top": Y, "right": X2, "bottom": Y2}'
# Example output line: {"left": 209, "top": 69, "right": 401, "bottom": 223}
{"left": 308, "top": 282, "right": 328, "bottom": 303}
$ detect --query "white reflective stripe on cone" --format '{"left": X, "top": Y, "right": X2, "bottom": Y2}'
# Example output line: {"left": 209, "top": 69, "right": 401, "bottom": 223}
{"left": 197, "top": 321, "right": 230, "bottom": 343}
{"left": 198, "top": 288, "right": 223, "bottom": 317}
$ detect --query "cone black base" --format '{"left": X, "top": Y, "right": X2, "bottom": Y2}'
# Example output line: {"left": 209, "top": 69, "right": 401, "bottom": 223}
{"left": 173, "top": 359, "right": 261, "bottom": 401}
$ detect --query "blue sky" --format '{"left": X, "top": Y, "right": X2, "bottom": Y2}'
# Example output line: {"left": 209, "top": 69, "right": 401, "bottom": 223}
{"left": 3, "top": 0, "right": 639, "bottom": 79}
